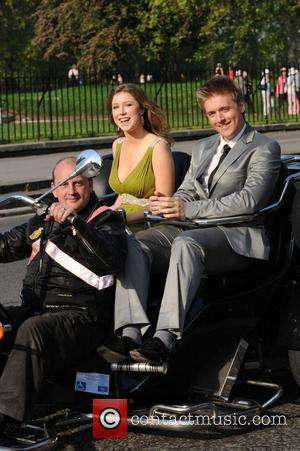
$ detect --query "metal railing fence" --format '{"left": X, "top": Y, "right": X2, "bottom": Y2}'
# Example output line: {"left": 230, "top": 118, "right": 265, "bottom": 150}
{"left": 0, "top": 67, "right": 299, "bottom": 144}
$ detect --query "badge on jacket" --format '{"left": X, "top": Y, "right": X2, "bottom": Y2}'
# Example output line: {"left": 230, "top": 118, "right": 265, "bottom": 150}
{"left": 29, "top": 227, "right": 43, "bottom": 241}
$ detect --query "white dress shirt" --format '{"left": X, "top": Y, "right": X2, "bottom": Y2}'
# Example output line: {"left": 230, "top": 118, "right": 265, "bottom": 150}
{"left": 202, "top": 123, "right": 247, "bottom": 194}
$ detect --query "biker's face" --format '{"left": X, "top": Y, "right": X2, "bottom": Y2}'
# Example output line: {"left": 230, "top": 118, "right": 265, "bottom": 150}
{"left": 203, "top": 93, "right": 245, "bottom": 141}
{"left": 52, "top": 159, "right": 93, "bottom": 212}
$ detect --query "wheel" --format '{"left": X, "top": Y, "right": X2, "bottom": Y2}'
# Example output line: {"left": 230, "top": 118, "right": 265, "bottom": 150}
{"left": 288, "top": 349, "right": 300, "bottom": 387}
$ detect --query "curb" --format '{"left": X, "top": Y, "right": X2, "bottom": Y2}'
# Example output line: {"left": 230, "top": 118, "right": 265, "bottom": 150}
{"left": 0, "top": 180, "right": 51, "bottom": 196}
{"left": 0, "top": 206, "right": 33, "bottom": 218}
{"left": 0, "top": 122, "right": 299, "bottom": 158}
{"left": 0, "top": 136, "right": 116, "bottom": 158}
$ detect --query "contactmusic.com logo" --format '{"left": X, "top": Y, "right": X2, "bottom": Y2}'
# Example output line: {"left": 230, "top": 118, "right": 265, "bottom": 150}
{"left": 93, "top": 399, "right": 128, "bottom": 438}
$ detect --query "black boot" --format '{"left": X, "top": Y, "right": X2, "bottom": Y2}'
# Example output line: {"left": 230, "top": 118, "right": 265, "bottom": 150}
{"left": 130, "top": 337, "right": 171, "bottom": 364}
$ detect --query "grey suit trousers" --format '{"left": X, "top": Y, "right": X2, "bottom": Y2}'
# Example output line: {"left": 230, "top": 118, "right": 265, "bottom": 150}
{"left": 115, "top": 225, "right": 252, "bottom": 338}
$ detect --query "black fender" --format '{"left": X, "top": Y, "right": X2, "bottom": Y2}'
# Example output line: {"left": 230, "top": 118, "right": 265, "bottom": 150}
{"left": 277, "top": 187, "right": 300, "bottom": 349}
{"left": 292, "top": 187, "right": 300, "bottom": 249}
{"left": 278, "top": 279, "right": 300, "bottom": 350}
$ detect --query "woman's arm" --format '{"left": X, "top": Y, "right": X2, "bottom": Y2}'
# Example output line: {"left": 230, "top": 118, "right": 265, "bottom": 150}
{"left": 152, "top": 140, "right": 175, "bottom": 196}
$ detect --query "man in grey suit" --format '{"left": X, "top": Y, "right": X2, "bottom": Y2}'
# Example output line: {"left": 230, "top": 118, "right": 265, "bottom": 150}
{"left": 99, "top": 76, "right": 281, "bottom": 364}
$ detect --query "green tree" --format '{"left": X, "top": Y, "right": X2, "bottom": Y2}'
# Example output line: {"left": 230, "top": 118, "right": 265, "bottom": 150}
{"left": 137, "top": 0, "right": 204, "bottom": 74}
{"left": 259, "top": 0, "right": 300, "bottom": 63}
{"left": 33, "top": 0, "right": 142, "bottom": 74}
{"left": 7, "top": 0, "right": 297, "bottom": 76}
{"left": 192, "top": 0, "right": 299, "bottom": 68}
{"left": 0, "top": 0, "right": 37, "bottom": 72}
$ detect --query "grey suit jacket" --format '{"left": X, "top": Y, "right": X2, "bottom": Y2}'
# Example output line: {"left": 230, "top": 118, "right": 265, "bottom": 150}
{"left": 175, "top": 124, "right": 281, "bottom": 260}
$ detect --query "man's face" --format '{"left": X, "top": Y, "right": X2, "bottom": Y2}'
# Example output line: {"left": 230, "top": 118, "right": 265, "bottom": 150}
{"left": 203, "top": 93, "right": 245, "bottom": 141}
{"left": 52, "top": 159, "right": 93, "bottom": 212}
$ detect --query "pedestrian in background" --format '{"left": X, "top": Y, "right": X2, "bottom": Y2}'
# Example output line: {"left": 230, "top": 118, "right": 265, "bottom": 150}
{"left": 68, "top": 64, "right": 80, "bottom": 86}
{"left": 228, "top": 65, "right": 234, "bottom": 79}
{"left": 242, "top": 70, "right": 253, "bottom": 114}
{"left": 215, "top": 63, "right": 224, "bottom": 76}
{"left": 234, "top": 70, "right": 244, "bottom": 93}
{"left": 287, "top": 67, "right": 299, "bottom": 115}
{"left": 260, "top": 69, "right": 272, "bottom": 116}
{"left": 295, "top": 69, "right": 300, "bottom": 113}
{"left": 275, "top": 68, "right": 287, "bottom": 111}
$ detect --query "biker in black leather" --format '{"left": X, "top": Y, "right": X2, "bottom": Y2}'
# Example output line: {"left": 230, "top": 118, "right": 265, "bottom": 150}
{"left": 0, "top": 186, "right": 127, "bottom": 425}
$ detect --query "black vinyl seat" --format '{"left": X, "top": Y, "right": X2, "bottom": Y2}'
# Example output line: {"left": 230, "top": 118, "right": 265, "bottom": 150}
{"left": 146, "top": 162, "right": 295, "bottom": 334}
{"left": 292, "top": 186, "right": 300, "bottom": 249}
{"left": 194, "top": 163, "right": 295, "bottom": 301}
{"left": 172, "top": 151, "right": 191, "bottom": 190}
{"left": 182, "top": 163, "right": 295, "bottom": 340}
{"left": 93, "top": 154, "right": 114, "bottom": 198}
{"left": 93, "top": 150, "right": 191, "bottom": 198}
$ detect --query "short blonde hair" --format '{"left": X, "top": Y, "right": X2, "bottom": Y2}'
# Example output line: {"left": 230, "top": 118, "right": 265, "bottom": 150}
{"left": 197, "top": 76, "right": 244, "bottom": 110}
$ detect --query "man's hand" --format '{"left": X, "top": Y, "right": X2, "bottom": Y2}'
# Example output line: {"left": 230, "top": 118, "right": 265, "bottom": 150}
{"left": 46, "top": 202, "right": 76, "bottom": 224}
{"left": 149, "top": 192, "right": 186, "bottom": 220}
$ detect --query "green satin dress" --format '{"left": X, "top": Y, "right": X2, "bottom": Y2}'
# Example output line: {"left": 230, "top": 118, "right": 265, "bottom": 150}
{"left": 109, "top": 139, "right": 158, "bottom": 225}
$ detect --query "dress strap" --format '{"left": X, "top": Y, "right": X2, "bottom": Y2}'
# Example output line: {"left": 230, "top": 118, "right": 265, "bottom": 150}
{"left": 114, "top": 138, "right": 124, "bottom": 159}
{"left": 115, "top": 137, "right": 124, "bottom": 147}
{"left": 149, "top": 136, "right": 166, "bottom": 148}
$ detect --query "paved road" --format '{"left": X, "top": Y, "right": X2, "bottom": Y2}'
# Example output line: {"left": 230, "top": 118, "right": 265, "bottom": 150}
{"left": 1, "top": 216, "right": 300, "bottom": 450}
{"left": 0, "top": 130, "right": 299, "bottom": 189}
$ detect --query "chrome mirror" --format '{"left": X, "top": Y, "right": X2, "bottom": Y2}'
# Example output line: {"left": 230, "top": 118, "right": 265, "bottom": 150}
{"left": 74, "top": 149, "right": 103, "bottom": 178}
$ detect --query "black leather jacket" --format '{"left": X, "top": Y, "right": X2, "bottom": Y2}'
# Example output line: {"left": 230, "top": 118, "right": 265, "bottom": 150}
{"left": 0, "top": 193, "right": 127, "bottom": 320}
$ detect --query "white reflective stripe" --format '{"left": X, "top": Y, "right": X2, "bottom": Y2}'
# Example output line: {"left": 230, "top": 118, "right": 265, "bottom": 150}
{"left": 45, "top": 240, "right": 114, "bottom": 291}
{"left": 28, "top": 238, "right": 41, "bottom": 265}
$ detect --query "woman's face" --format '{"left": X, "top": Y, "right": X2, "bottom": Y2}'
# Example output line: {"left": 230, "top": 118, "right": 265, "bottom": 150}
{"left": 111, "top": 91, "right": 144, "bottom": 133}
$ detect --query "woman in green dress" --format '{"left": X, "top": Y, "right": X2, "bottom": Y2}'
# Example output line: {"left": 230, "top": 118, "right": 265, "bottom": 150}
{"left": 107, "top": 83, "right": 174, "bottom": 228}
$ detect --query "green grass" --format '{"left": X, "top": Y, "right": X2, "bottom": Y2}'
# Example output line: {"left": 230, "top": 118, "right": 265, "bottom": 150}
{"left": 0, "top": 79, "right": 299, "bottom": 143}
{"left": 0, "top": 117, "right": 113, "bottom": 143}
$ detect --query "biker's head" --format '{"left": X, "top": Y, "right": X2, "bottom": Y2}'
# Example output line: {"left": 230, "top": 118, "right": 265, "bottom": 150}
{"left": 196, "top": 76, "right": 245, "bottom": 141}
{"left": 51, "top": 157, "right": 93, "bottom": 212}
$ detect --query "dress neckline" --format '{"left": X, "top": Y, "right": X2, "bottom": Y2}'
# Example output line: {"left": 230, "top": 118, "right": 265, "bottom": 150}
{"left": 115, "top": 139, "right": 159, "bottom": 184}
{"left": 116, "top": 145, "right": 152, "bottom": 184}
